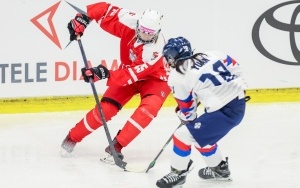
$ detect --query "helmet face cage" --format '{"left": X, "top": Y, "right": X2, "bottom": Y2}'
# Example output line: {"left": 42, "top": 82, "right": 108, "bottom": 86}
{"left": 163, "top": 49, "right": 177, "bottom": 68}
{"left": 162, "top": 37, "right": 193, "bottom": 67}
{"left": 136, "top": 9, "right": 163, "bottom": 44}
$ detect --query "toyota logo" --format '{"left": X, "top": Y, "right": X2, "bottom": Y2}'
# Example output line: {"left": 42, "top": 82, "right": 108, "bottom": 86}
{"left": 252, "top": 1, "right": 300, "bottom": 65}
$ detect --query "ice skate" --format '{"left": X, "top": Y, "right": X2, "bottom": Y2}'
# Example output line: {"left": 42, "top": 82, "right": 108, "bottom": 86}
{"left": 60, "top": 133, "right": 77, "bottom": 157}
{"left": 100, "top": 135, "right": 124, "bottom": 165}
{"left": 198, "top": 157, "right": 232, "bottom": 181}
{"left": 156, "top": 160, "right": 193, "bottom": 188}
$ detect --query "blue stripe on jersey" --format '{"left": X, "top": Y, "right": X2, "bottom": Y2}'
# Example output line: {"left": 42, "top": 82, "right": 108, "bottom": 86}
{"left": 173, "top": 145, "right": 191, "bottom": 157}
{"left": 176, "top": 93, "right": 194, "bottom": 111}
{"left": 226, "top": 55, "right": 232, "bottom": 65}
{"left": 177, "top": 93, "right": 193, "bottom": 103}
{"left": 181, "top": 106, "right": 195, "bottom": 113}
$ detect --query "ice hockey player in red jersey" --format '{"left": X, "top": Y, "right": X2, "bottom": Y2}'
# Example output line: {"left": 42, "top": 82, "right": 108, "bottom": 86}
{"left": 60, "top": 2, "right": 171, "bottom": 163}
{"left": 155, "top": 37, "right": 248, "bottom": 187}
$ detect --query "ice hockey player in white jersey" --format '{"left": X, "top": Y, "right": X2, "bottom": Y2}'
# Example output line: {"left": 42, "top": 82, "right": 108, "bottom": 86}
{"left": 156, "top": 36, "right": 248, "bottom": 188}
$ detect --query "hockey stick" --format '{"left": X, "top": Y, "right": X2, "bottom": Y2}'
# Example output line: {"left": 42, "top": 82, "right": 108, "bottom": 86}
{"left": 76, "top": 37, "right": 127, "bottom": 170}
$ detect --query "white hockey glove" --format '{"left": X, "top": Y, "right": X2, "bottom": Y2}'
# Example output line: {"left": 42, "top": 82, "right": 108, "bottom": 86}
{"left": 175, "top": 106, "right": 196, "bottom": 125}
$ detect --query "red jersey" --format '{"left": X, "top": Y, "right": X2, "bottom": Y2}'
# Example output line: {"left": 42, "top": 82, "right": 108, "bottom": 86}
{"left": 87, "top": 3, "right": 170, "bottom": 86}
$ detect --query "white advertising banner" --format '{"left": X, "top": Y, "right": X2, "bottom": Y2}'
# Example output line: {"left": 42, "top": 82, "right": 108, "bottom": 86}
{"left": 1, "top": 0, "right": 300, "bottom": 98}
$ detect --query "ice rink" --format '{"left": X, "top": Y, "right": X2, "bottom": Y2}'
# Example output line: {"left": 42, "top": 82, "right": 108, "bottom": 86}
{"left": 1, "top": 103, "right": 300, "bottom": 188}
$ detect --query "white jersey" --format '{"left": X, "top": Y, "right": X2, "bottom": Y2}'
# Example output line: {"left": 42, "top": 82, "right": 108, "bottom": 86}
{"left": 168, "top": 51, "right": 247, "bottom": 121}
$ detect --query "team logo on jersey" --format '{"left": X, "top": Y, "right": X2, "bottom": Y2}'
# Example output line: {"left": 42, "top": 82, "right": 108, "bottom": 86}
{"left": 252, "top": 1, "right": 300, "bottom": 65}
{"left": 151, "top": 52, "right": 159, "bottom": 60}
{"left": 194, "top": 122, "right": 201, "bottom": 129}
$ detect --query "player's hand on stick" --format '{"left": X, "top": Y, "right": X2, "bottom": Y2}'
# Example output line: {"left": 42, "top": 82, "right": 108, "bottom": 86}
{"left": 175, "top": 106, "right": 189, "bottom": 125}
{"left": 175, "top": 102, "right": 200, "bottom": 125}
{"left": 68, "top": 13, "right": 90, "bottom": 41}
{"left": 81, "top": 65, "right": 110, "bottom": 83}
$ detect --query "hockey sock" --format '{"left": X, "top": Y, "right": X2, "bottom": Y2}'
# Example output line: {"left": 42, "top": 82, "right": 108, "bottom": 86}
{"left": 70, "top": 101, "right": 119, "bottom": 142}
{"left": 117, "top": 95, "right": 163, "bottom": 147}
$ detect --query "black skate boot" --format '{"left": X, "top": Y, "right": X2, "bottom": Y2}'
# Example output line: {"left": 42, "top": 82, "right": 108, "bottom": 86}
{"left": 156, "top": 160, "right": 193, "bottom": 188}
{"left": 100, "top": 130, "right": 124, "bottom": 164}
{"left": 60, "top": 133, "right": 77, "bottom": 157}
{"left": 198, "top": 157, "right": 232, "bottom": 181}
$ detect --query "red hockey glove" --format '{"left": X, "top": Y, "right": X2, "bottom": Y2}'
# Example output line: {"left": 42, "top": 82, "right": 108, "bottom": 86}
{"left": 81, "top": 65, "right": 110, "bottom": 83}
{"left": 67, "top": 13, "right": 90, "bottom": 41}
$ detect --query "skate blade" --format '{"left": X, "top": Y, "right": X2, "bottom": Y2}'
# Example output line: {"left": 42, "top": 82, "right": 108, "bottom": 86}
{"left": 199, "top": 174, "right": 233, "bottom": 181}
{"left": 100, "top": 154, "right": 115, "bottom": 165}
{"left": 221, "top": 177, "right": 233, "bottom": 181}
{"left": 214, "top": 176, "right": 233, "bottom": 181}
{"left": 203, "top": 177, "right": 233, "bottom": 181}
{"left": 59, "top": 149, "right": 73, "bottom": 157}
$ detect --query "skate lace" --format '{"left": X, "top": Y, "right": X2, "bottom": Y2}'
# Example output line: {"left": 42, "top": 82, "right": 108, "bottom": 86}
{"left": 162, "top": 172, "right": 179, "bottom": 183}
{"left": 203, "top": 167, "right": 215, "bottom": 176}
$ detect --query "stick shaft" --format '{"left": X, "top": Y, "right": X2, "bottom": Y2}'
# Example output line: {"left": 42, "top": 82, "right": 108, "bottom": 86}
{"left": 145, "top": 101, "right": 201, "bottom": 172}
{"left": 77, "top": 38, "right": 127, "bottom": 169}
{"left": 145, "top": 123, "right": 183, "bottom": 172}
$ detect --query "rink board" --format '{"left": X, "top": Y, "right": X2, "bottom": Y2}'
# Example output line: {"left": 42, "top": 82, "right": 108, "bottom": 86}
{"left": 1, "top": 88, "right": 300, "bottom": 114}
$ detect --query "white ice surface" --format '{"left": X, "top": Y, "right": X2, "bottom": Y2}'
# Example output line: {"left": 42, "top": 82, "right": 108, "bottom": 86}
{"left": 1, "top": 103, "right": 300, "bottom": 188}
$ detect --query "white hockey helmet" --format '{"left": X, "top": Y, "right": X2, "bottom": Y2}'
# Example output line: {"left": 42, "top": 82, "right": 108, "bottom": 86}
{"left": 136, "top": 9, "right": 163, "bottom": 44}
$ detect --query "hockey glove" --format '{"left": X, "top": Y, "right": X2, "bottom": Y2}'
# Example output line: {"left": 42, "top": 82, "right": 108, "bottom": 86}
{"left": 67, "top": 13, "right": 90, "bottom": 41}
{"left": 81, "top": 65, "right": 110, "bottom": 83}
{"left": 175, "top": 106, "right": 190, "bottom": 125}
{"left": 175, "top": 102, "right": 200, "bottom": 125}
